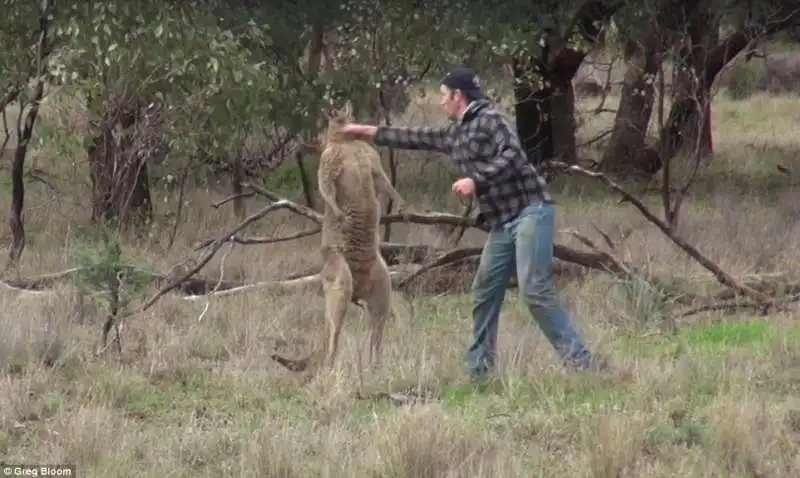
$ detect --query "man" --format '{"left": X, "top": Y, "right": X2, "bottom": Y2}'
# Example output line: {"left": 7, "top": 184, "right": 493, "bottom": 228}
{"left": 340, "top": 66, "right": 595, "bottom": 376}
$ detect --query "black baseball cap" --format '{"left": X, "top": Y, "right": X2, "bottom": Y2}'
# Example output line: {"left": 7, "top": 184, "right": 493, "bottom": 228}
{"left": 441, "top": 67, "right": 485, "bottom": 100}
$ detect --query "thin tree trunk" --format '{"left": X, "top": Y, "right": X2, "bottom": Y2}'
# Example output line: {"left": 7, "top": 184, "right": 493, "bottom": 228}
{"left": 601, "top": 37, "right": 659, "bottom": 174}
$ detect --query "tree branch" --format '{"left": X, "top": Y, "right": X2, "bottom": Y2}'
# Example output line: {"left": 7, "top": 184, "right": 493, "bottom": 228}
{"left": 138, "top": 200, "right": 300, "bottom": 312}
{"left": 241, "top": 181, "right": 635, "bottom": 276}
{"left": 548, "top": 161, "right": 775, "bottom": 305}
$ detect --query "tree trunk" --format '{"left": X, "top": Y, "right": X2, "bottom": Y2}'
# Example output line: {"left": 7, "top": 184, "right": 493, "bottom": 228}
{"left": 7, "top": 95, "right": 43, "bottom": 270}
{"left": 511, "top": 56, "right": 552, "bottom": 167}
{"left": 88, "top": 102, "right": 153, "bottom": 231}
{"left": 510, "top": 1, "right": 620, "bottom": 169}
{"left": 510, "top": 67, "right": 576, "bottom": 167}
{"left": 550, "top": 78, "right": 577, "bottom": 164}
{"left": 648, "top": 2, "right": 800, "bottom": 166}
{"left": 661, "top": 15, "right": 717, "bottom": 161}
{"left": 601, "top": 37, "right": 659, "bottom": 174}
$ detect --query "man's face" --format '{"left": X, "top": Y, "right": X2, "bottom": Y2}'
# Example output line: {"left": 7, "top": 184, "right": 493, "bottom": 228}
{"left": 439, "top": 85, "right": 464, "bottom": 120}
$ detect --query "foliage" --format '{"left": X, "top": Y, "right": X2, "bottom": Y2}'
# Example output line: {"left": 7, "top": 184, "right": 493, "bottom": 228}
{"left": 0, "top": 0, "right": 48, "bottom": 91}
{"left": 45, "top": 2, "right": 278, "bottom": 163}
{"left": 73, "top": 224, "right": 150, "bottom": 314}
{"left": 1, "top": 0, "right": 616, "bottom": 171}
{"left": 320, "top": 2, "right": 454, "bottom": 111}
{"left": 471, "top": 0, "right": 589, "bottom": 56}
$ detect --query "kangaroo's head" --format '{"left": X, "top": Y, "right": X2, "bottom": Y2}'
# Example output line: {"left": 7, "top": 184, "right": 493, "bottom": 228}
{"left": 327, "top": 101, "right": 353, "bottom": 129}
{"left": 322, "top": 100, "right": 354, "bottom": 141}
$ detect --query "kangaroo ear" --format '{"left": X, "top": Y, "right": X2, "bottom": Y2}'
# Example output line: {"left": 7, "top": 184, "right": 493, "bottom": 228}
{"left": 342, "top": 100, "right": 353, "bottom": 118}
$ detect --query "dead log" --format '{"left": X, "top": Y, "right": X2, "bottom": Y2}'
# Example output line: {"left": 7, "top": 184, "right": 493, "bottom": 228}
{"left": 0, "top": 267, "right": 81, "bottom": 290}
{"left": 0, "top": 266, "right": 249, "bottom": 296}
{"left": 181, "top": 264, "right": 423, "bottom": 301}
{"left": 143, "top": 272, "right": 247, "bottom": 296}
{"left": 380, "top": 243, "right": 439, "bottom": 265}
{"left": 238, "top": 181, "right": 631, "bottom": 275}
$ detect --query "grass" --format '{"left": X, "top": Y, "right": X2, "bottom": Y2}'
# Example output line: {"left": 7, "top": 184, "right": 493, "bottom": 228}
{"left": 0, "top": 78, "right": 799, "bottom": 477}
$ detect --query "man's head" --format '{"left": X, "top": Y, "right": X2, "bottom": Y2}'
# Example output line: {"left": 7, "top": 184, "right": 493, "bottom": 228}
{"left": 439, "top": 67, "right": 485, "bottom": 120}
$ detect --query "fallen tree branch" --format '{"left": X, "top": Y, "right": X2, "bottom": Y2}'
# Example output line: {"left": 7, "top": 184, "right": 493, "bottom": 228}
{"left": 6, "top": 260, "right": 795, "bottom": 312}
{"left": 212, "top": 191, "right": 256, "bottom": 209}
{"left": 549, "top": 161, "right": 775, "bottom": 306}
{"left": 563, "top": 229, "right": 639, "bottom": 282}
{"left": 1, "top": 266, "right": 81, "bottom": 289}
{"left": 243, "top": 183, "right": 322, "bottom": 221}
{"left": 675, "top": 292, "right": 800, "bottom": 319}
{"left": 380, "top": 243, "right": 438, "bottom": 265}
{"left": 193, "top": 228, "right": 321, "bottom": 250}
{"left": 95, "top": 201, "right": 298, "bottom": 354}
{"left": 675, "top": 300, "right": 767, "bottom": 319}
{"left": 0, "top": 280, "right": 53, "bottom": 295}
{"left": 245, "top": 181, "right": 485, "bottom": 229}
{"left": 181, "top": 264, "right": 422, "bottom": 301}
{"left": 138, "top": 199, "right": 298, "bottom": 313}
{"left": 396, "top": 247, "right": 481, "bottom": 290}
{"left": 0, "top": 266, "right": 250, "bottom": 297}
{"left": 196, "top": 241, "right": 236, "bottom": 322}
{"left": 241, "top": 182, "right": 631, "bottom": 276}
{"left": 95, "top": 199, "right": 318, "bottom": 354}
{"left": 189, "top": 183, "right": 654, "bottom": 300}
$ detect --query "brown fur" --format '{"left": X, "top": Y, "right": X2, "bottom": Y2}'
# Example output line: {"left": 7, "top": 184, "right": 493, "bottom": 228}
{"left": 271, "top": 103, "right": 407, "bottom": 375}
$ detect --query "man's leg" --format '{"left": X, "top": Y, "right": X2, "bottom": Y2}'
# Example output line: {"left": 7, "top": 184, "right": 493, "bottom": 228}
{"left": 467, "top": 227, "right": 515, "bottom": 376}
{"left": 513, "top": 203, "right": 593, "bottom": 370}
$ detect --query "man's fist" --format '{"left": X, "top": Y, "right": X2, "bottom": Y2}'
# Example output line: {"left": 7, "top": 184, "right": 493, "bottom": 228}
{"left": 340, "top": 124, "right": 378, "bottom": 139}
{"left": 452, "top": 177, "right": 475, "bottom": 196}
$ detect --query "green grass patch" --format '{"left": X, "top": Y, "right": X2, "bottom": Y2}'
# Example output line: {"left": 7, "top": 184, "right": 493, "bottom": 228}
{"left": 613, "top": 320, "right": 800, "bottom": 356}
{"left": 441, "top": 371, "right": 630, "bottom": 414}
{"left": 516, "top": 373, "right": 630, "bottom": 412}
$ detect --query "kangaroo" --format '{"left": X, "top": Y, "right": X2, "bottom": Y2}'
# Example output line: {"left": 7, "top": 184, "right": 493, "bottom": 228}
{"left": 271, "top": 102, "right": 408, "bottom": 375}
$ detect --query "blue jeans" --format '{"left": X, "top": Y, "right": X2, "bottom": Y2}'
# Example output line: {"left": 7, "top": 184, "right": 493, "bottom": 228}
{"left": 467, "top": 201, "right": 593, "bottom": 375}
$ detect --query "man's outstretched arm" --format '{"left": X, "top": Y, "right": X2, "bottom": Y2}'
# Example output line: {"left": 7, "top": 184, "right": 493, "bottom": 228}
{"left": 343, "top": 123, "right": 454, "bottom": 154}
{"left": 373, "top": 125, "right": 454, "bottom": 153}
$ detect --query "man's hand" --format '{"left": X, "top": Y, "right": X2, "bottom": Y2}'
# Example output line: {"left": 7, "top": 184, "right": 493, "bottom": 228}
{"left": 340, "top": 124, "right": 378, "bottom": 140}
{"left": 452, "top": 177, "right": 475, "bottom": 197}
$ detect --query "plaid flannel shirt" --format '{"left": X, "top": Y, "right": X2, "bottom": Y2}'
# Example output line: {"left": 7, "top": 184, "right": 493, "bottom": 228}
{"left": 374, "top": 99, "right": 553, "bottom": 229}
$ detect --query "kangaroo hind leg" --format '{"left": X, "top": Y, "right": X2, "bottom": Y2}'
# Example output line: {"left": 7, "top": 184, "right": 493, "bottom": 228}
{"left": 270, "top": 250, "right": 352, "bottom": 375}
{"left": 319, "top": 248, "right": 353, "bottom": 372}
{"left": 363, "top": 259, "right": 393, "bottom": 370}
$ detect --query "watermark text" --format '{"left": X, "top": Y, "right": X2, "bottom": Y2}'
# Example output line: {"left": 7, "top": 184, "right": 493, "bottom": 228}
{"left": 2, "top": 465, "right": 75, "bottom": 477}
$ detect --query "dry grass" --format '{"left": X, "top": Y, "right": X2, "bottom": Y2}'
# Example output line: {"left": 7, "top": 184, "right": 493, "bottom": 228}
{"left": 1, "top": 84, "right": 799, "bottom": 477}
